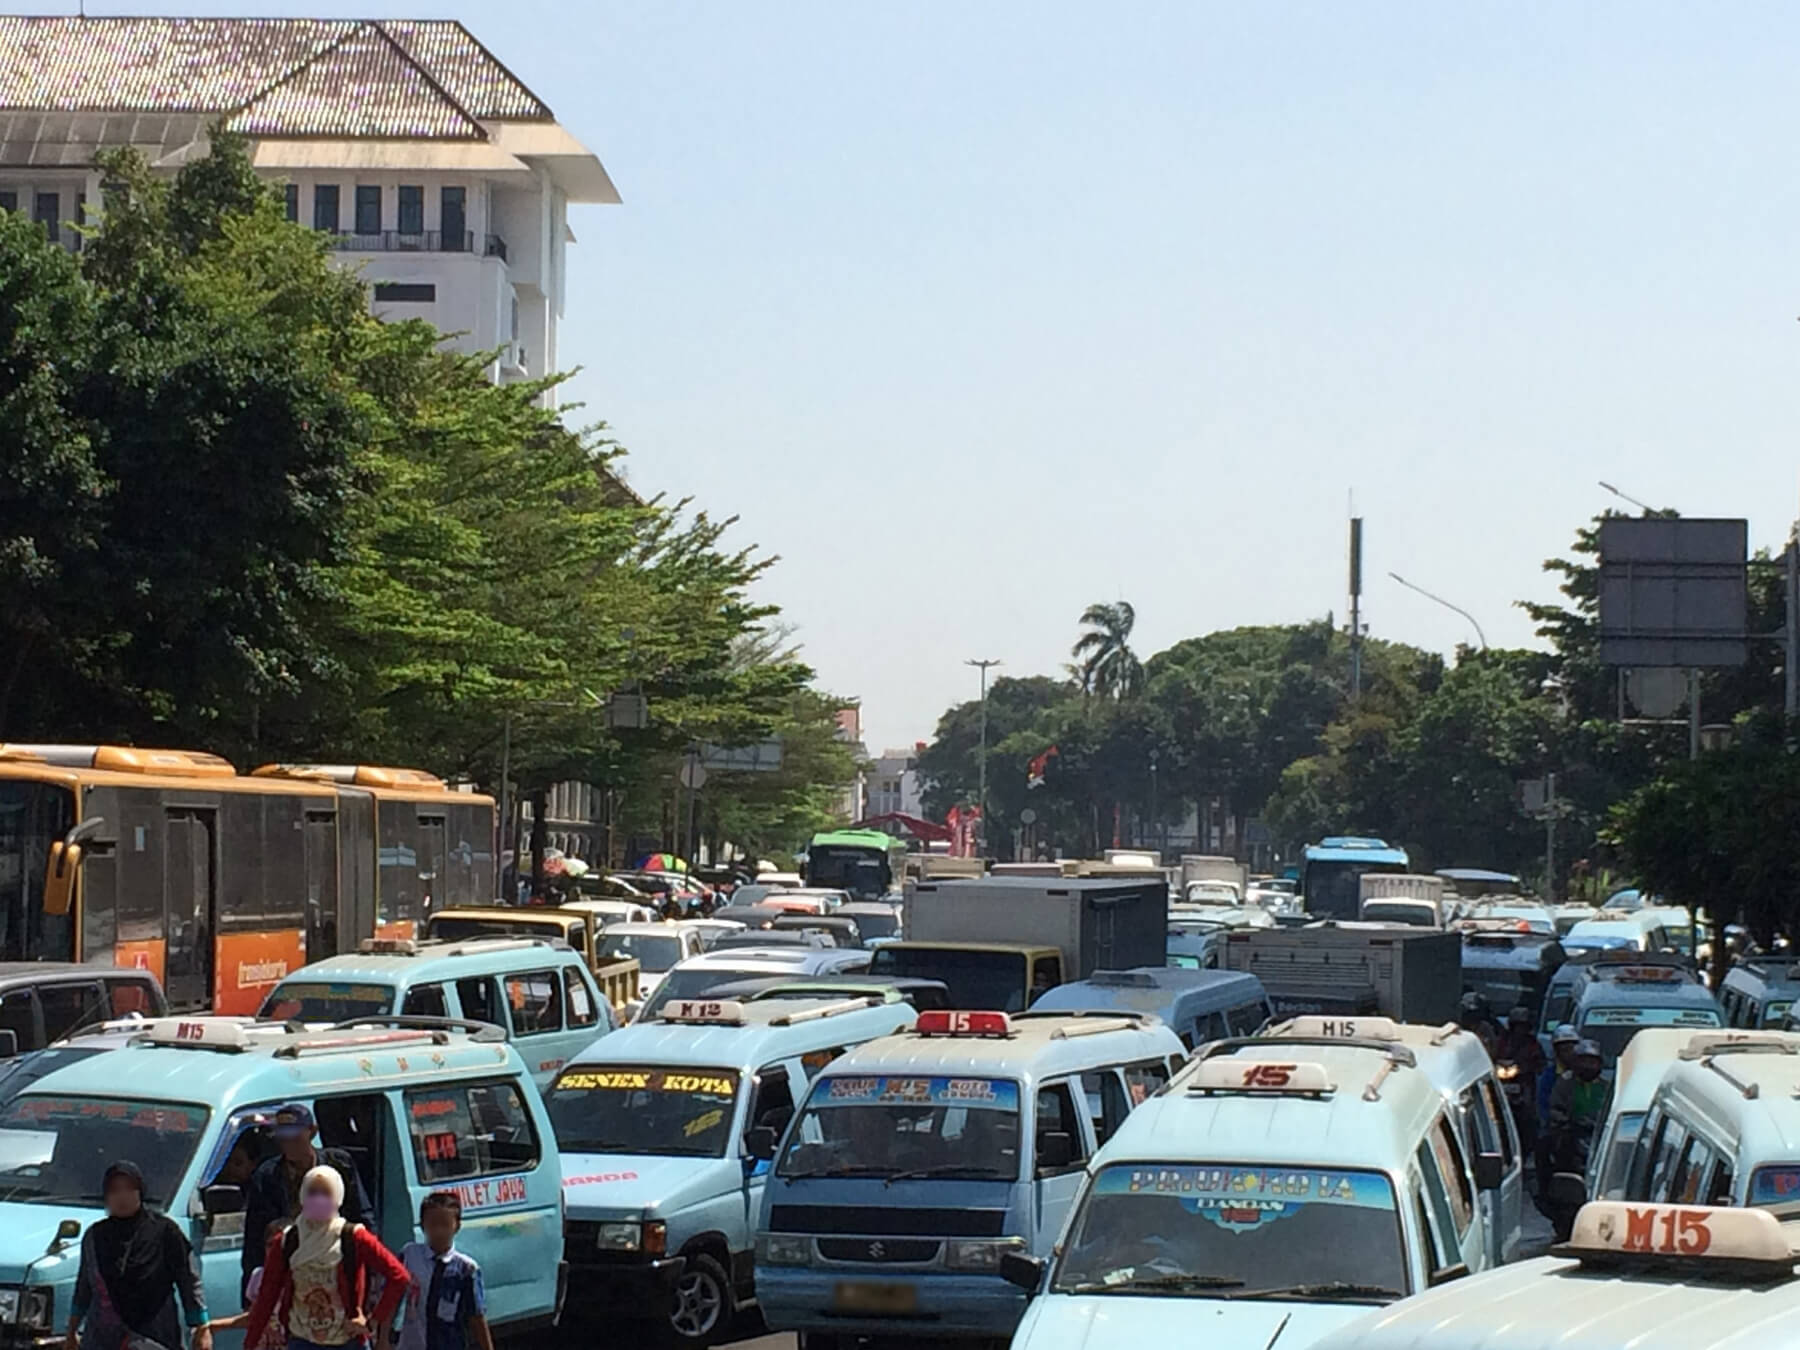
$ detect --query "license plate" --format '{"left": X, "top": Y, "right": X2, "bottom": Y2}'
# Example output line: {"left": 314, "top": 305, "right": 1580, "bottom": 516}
{"left": 833, "top": 1281, "right": 918, "bottom": 1314}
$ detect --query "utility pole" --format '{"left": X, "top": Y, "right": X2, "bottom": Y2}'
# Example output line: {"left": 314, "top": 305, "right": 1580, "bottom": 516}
{"left": 1787, "top": 525, "right": 1799, "bottom": 719}
{"left": 966, "top": 658, "right": 1002, "bottom": 854}
{"left": 1349, "top": 517, "right": 1364, "bottom": 699}
{"left": 1544, "top": 772, "right": 1557, "bottom": 903}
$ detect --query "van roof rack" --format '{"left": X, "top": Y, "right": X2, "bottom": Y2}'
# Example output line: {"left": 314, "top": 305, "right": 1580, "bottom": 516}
{"left": 328, "top": 1015, "right": 506, "bottom": 1043}
{"left": 766, "top": 997, "right": 889, "bottom": 1027}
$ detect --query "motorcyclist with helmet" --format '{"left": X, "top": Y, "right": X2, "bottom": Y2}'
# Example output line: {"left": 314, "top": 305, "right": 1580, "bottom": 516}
{"left": 1544, "top": 1038, "right": 1611, "bottom": 1240}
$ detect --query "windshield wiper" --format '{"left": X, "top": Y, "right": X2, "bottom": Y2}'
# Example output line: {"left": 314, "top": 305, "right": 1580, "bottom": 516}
{"left": 781, "top": 1165, "right": 889, "bottom": 1181}
{"left": 1227, "top": 1282, "right": 1402, "bottom": 1303}
{"left": 1060, "top": 1274, "right": 1246, "bottom": 1295}
{"left": 883, "top": 1164, "right": 1005, "bottom": 1187}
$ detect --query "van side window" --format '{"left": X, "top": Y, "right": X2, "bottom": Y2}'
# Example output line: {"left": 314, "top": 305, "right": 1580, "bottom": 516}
{"left": 38, "top": 982, "right": 103, "bottom": 1042}
{"left": 0, "top": 992, "right": 36, "bottom": 1055}
{"left": 107, "top": 978, "right": 157, "bottom": 1017}
{"left": 800, "top": 1047, "right": 844, "bottom": 1077}
{"left": 506, "top": 971, "right": 564, "bottom": 1034}
{"left": 1670, "top": 1134, "right": 1712, "bottom": 1205}
{"left": 1035, "top": 1082, "right": 1088, "bottom": 1171}
{"left": 1081, "top": 1070, "right": 1130, "bottom": 1146}
{"left": 402, "top": 983, "right": 448, "bottom": 1017}
{"left": 1478, "top": 1078, "right": 1515, "bottom": 1168}
{"left": 406, "top": 1079, "right": 542, "bottom": 1181}
{"left": 751, "top": 1068, "right": 796, "bottom": 1135}
{"left": 564, "top": 971, "right": 598, "bottom": 1028}
{"left": 1203, "top": 1011, "right": 1230, "bottom": 1043}
{"left": 1427, "top": 1116, "right": 1474, "bottom": 1235}
{"left": 1414, "top": 1151, "right": 1460, "bottom": 1273}
{"left": 1646, "top": 1118, "right": 1689, "bottom": 1202}
{"left": 456, "top": 976, "right": 501, "bottom": 1027}
{"left": 1226, "top": 1001, "right": 1266, "bottom": 1037}
{"left": 1705, "top": 1157, "right": 1734, "bottom": 1206}
{"left": 1123, "top": 1059, "right": 1169, "bottom": 1106}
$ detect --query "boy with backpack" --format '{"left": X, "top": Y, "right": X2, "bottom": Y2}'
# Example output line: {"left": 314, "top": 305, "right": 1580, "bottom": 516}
{"left": 396, "top": 1193, "right": 492, "bottom": 1350}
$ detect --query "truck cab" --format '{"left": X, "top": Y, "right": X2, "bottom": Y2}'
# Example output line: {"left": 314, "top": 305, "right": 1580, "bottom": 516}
{"left": 866, "top": 942, "right": 1064, "bottom": 1012}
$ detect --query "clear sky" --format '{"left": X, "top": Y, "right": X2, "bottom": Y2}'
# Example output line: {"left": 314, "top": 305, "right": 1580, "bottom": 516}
{"left": 38, "top": 1, "right": 1800, "bottom": 752}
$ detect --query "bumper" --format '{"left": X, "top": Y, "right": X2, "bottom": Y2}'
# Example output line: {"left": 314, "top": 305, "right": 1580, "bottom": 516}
{"left": 563, "top": 1256, "right": 687, "bottom": 1319}
{"left": 757, "top": 1267, "right": 1027, "bottom": 1339}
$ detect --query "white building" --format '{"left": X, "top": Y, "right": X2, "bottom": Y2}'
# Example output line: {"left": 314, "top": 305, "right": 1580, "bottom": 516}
{"left": 866, "top": 748, "right": 923, "bottom": 819}
{"left": 0, "top": 15, "right": 616, "bottom": 387}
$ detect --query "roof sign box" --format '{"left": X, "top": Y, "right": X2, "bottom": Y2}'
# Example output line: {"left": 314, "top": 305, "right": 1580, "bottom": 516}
{"left": 1562, "top": 1201, "right": 1794, "bottom": 1274}
{"left": 661, "top": 1000, "right": 746, "bottom": 1026}
{"left": 1274, "top": 1016, "right": 1403, "bottom": 1043}
{"left": 916, "top": 1010, "right": 1012, "bottom": 1038}
{"left": 140, "top": 1018, "right": 255, "bottom": 1051}
{"left": 1189, "top": 1059, "right": 1336, "bottom": 1096}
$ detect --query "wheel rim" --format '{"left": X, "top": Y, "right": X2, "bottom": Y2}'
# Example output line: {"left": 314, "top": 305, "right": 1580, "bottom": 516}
{"left": 671, "top": 1268, "right": 724, "bottom": 1339}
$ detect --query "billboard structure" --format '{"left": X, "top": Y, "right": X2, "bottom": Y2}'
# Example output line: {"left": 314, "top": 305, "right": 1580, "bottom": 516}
{"left": 1597, "top": 517, "right": 1748, "bottom": 669}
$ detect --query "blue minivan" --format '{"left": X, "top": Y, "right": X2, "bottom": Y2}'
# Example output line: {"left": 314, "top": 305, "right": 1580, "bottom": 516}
{"left": 0, "top": 1017, "right": 565, "bottom": 1348}
{"left": 1030, "top": 968, "right": 1272, "bottom": 1049}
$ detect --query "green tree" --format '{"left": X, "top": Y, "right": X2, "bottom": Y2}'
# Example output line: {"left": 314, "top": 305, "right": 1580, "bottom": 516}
{"left": 1072, "top": 601, "right": 1143, "bottom": 700}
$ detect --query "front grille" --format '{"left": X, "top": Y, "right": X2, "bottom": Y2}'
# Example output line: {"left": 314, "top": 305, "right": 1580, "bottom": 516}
{"left": 768, "top": 1205, "right": 1006, "bottom": 1237}
{"left": 818, "top": 1238, "right": 940, "bottom": 1263}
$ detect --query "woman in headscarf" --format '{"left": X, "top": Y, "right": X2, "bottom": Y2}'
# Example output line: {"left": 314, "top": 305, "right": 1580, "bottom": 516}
{"left": 243, "top": 1166, "right": 408, "bottom": 1350}
{"left": 65, "top": 1161, "right": 211, "bottom": 1350}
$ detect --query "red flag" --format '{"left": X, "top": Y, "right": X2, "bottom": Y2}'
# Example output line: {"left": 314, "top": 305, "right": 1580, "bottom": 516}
{"left": 1026, "top": 745, "right": 1060, "bottom": 790}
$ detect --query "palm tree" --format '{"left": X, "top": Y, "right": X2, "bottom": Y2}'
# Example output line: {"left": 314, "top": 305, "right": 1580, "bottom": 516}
{"left": 1072, "top": 601, "right": 1143, "bottom": 701}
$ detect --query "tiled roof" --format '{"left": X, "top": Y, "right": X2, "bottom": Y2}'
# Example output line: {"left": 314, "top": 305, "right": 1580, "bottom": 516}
{"left": 0, "top": 16, "right": 553, "bottom": 138}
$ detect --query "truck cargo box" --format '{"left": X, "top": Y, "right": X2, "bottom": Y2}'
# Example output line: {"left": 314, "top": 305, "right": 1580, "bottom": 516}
{"left": 1221, "top": 924, "right": 1461, "bottom": 1023}
{"left": 906, "top": 875, "right": 1168, "bottom": 980}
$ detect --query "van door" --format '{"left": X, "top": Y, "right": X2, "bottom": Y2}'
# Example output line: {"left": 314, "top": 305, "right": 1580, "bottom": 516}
{"left": 740, "top": 1064, "right": 799, "bottom": 1278}
{"left": 316, "top": 1092, "right": 410, "bottom": 1254}
{"left": 502, "top": 967, "right": 581, "bottom": 1087}
{"left": 163, "top": 808, "right": 216, "bottom": 1009}
{"left": 1476, "top": 1076, "right": 1523, "bottom": 1260}
{"left": 1031, "top": 1081, "right": 1090, "bottom": 1252}
{"left": 1424, "top": 1114, "right": 1484, "bottom": 1269}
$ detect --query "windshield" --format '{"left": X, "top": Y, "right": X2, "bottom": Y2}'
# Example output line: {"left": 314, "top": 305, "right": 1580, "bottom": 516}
{"left": 0, "top": 1095, "right": 209, "bottom": 1206}
{"left": 844, "top": 910, "right": 899, "bottom": 939}
{"left": 1303, "top": 861, "right": 1402, "bottom": 922}
{"left": 598, "top": 933, "right": 683, "bottom": 972}
{"left": 1052, "top": 1163, "right": 1408, "bottom": 1300}
{"left": 258, "top": 981, "right": 397, "bottom": 1022}
{"left": 1749, "top": 1165, "right": 1800, "bottom": 1208}
{"left": 426, "top": 916, "right": 580, "bottom": 951}
{"left": 807, "top": 847, "right": 889, "bottom": 899}
{"left": 0, "top": 1050, "right": 104, "bottom": 1109}
{"left": 640, "top": 965, "right": 800, "bottom": 1020}
{"left": 1564, "top": 934, "right": 1638, "bottom": 953}
{"left": 0, "top": 782, "right": 76, "bottom": 963}
{"left": 780, "top": 1076, "right": 1020, "bottom": 1181}
{"left": 1464, "top": 970, "right": 1543, "bottom": 1019}
{"left": 546, "top": 1066, "right": 740, "bottom": 1157}
{"left": 1361, "top": 903, "right": 1435, "bottom": 927}
{"left": 1578, "top": 1005, "right": 1721, "bottom": 1062}
{"left": 868, "top": 949, "right": 1028, "bottom": 1012}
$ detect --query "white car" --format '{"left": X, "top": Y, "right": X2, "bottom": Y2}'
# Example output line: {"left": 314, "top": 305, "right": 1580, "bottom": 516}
{"left": 561, "top": 898, "right": 658, "bottom": 927}
{"left": 596, "top": 921, "right": 708, "bottom": 1006}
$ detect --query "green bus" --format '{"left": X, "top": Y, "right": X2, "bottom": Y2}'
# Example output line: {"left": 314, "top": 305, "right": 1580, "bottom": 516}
{"left": 804, "top": 829, "right": 907, "bottom": 900}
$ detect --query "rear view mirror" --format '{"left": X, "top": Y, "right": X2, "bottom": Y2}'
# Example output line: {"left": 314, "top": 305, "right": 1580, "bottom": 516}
{"left": 1035, "top": 1131, "right": 1074, "bottom": 1173}
{"left": 744, "top": 1127, "right": 777, "bottom": 1162}
{"left": 0, "top": 1030, "right": 18, "bottom": 1061}
{"left": 1000, "top": 1251, "right": 1045, "bottom": 1293}
{"left": 1546, "top": 1172, "right": 1588, "bottom": 1210}
{"left": 1473, "top": 1151, "right": 1505, "bottom": 1193}
{"left": 49, "top": 1219, "right": 80, "bottom": 1253}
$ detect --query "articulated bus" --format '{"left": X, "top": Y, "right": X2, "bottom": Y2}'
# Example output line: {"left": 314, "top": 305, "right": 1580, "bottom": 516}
{"left": 0, "top": 746, "right": 494, "bottom": 1014}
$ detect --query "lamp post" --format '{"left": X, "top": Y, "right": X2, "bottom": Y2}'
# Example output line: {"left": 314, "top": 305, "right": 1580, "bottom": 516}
{"left": 1388, "top": 572, "right": 1489, "bottom": 651}
{"left": 1598, "top": 480, "right": 1656, "bottom": 514}
{"left": 966, "top": 658, "right": 1002, "bottom": 853}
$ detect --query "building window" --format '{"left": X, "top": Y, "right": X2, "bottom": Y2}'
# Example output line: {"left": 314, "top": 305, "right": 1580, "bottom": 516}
{"left": 33, "top": 192, "right": 59, "bottom": 241}
{"left": 313, "top": 184, "right": 339, "bottom": 232}
{"left": 397, "top": 185, "right": 423, "bottom": 236}
{"left": 373, "top": 282, "right": 436, "bottom": 303}
{"left": 0, "top": 190, "right": 16, "bottom": 213}
{"left": 283, "top": 183, "right": 299, "bottom": 222}
{"left": 354, "top": 185, "right": 381, "bottom": 236}
{"left": 510, "top": 293, "right": 519, "bottom": 339}
{"left": 440, "top": 186, "right": 466, "bottom": 252}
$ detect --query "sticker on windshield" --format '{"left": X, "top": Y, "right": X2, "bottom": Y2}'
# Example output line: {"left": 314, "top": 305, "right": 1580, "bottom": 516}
{"left": 816, "top": 1076, "right": 1019, "bottom": 1110}
{"left": 1095, "top": 1165, "right": 1395, "bottom": 1233}
{"left": 556, "top": 1068, "right": 736, "bottom": 1097}
{"left": 1750, "top": 1166, "right": 1800, "bottom": 1206}
{"left": 1583, "top": 1008, "right": 1721, "bottom": 1028}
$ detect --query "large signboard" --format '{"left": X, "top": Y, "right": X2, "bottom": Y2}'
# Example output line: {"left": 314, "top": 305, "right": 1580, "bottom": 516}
{"left": 1597, "top": 517, "right": 1747, "bottom": 668}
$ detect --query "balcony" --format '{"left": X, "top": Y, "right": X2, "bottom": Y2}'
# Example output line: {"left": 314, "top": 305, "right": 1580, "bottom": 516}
{"left": 331, "top": 230, "right": 509, "bottom": 260}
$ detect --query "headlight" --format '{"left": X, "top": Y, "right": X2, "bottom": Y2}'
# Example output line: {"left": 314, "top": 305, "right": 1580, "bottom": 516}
{"left": 1495, "top": 1063, "right": 1520, "bottom": 1082}
{"left": 947, "top": 1238, "right": 1026, "bottom": 1272}
{"left": 594, "top": 1222, "right": 642, "bottom": 1251}
{"left": 18, "top": 1289, "right": 50, "bottom": 1331}
{"left": 0, "top": 1289, "right": 19, "bottom": 1324}
{"left": 757, "top": 1234, "right": 810, "bottom": 1266}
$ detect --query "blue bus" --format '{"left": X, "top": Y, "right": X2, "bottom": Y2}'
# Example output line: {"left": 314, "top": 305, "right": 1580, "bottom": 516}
{"left": 1302, "top": 836, "right": 1409, "bottom": 921}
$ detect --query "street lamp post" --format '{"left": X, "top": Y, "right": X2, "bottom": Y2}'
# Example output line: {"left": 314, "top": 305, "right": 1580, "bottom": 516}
{"left": 1388, "top": 572, "right": 1489, "bottom": 651}
{"left": 1598, "top": 480, "right": 1656, "bottom": 514}
{"left": 966, "top": 658, "right": 1002, "bottom": 854}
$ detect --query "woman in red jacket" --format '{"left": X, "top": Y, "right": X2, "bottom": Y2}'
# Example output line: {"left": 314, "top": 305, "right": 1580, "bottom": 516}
{"left": 243, "top": 1167, "right": 409, "bottom": 1350}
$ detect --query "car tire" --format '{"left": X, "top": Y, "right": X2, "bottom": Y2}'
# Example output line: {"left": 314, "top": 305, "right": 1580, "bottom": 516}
{"left": 663, "top": 1251, "right": 731, "bottom": 1348}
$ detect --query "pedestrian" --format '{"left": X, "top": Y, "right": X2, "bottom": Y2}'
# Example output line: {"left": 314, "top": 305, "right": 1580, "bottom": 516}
{"left": 242, "top": 1105, "right": 372, "bottom": 1301}
{"left": 67, "top": 1161, "right": 212, "bottom": 1350}
{"left": 241, "top": 1166, "right": 409, "bottom": 1350}
{"left": 395, "top": 1194, "right": 492, "bottom": 1350}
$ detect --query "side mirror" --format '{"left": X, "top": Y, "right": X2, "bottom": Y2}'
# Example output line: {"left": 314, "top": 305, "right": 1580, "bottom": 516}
{"left": 1473, "top": 1150, "right": 1505, "bottom": 1193}
{"left": 1547, "top": 1172, "right": 1588, "bottom": 1210}
{"left": 0, "top": 1030, "right": 18, "bottom": 1061}
{"left": 1000, "top": 1251, "right": 1045, "bottom": 1293}
{"left": 48, "top": 1218, "right": 81, "bottom": 1253}
{"left": 744, "top": 1127, "right": 778, "bottom": 1162}
{"left": 1428, "top": 1261, "right": 1470, "bottom": 1288}
{"left": 1035, "top": 1131, "right": 1074, "bottom": 1173}
{"left": 201, "top": 1184, "right": 245, "bottom": 1216}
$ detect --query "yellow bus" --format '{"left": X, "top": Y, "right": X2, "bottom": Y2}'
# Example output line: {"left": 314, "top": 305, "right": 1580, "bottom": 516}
{"left": 0, "top": 745, "right": 494, "bottom": 1013}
